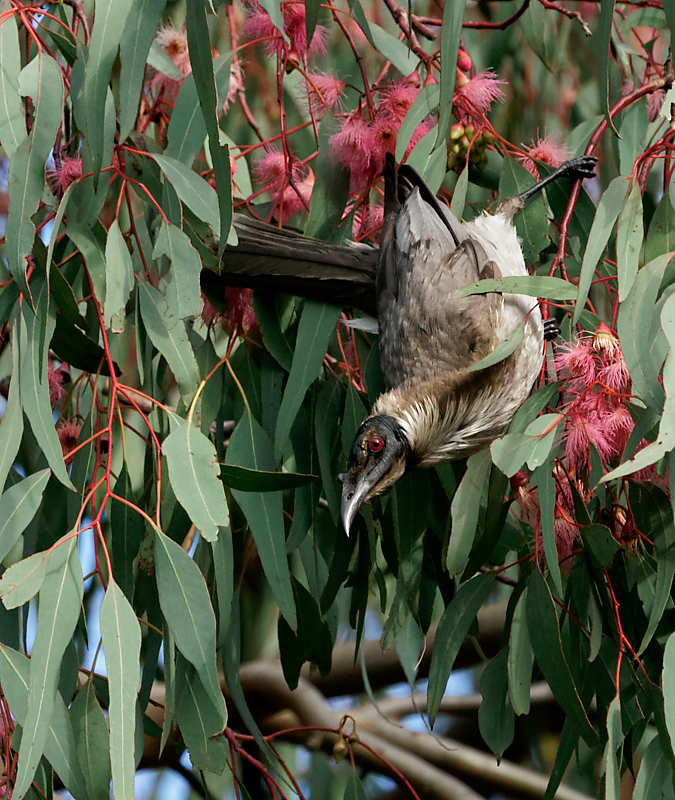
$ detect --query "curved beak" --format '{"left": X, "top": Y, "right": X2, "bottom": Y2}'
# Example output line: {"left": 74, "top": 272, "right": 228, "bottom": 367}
{"left": 340, "top": 476, "right": 370, "bottom": 536}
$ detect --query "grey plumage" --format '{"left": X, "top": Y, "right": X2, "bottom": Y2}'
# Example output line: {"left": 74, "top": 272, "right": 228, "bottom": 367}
{"left": 216, "top": 153, "right": 597, "bottom": 535}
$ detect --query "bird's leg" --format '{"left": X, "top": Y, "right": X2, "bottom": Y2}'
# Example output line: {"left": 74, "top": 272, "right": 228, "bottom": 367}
{"left": 517, "top": 155, "right": 597, "bottom": 204}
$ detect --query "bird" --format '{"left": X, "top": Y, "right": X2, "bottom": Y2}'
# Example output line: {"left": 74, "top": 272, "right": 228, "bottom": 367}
{"left": 215, "top": 153, "right": 597, "bottom": 535}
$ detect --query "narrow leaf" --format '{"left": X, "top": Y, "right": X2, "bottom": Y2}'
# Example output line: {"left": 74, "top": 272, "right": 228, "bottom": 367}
{"left": 227, "top": 411, "right": 296, "bottom": 629}
{"left": 154, "top": 529, "right": 227, "bottom": 728}
{"left": 427, "top": 573, "right": 494, "bottom": 725}
{"left": 447, "top": 451, "right": 490, "bottom": 576}
{"left": 104, "top": 220, "right": 134, "bottom": 332}
{"left": 575, "top": 176, "right": 629, "bottom": 323}
{"left": 13, "top": 536, "right": 83, "bottom": 800}
{"left": 0, "top": 0, "right": 25, "bottom": 158}
{"left": 162, "top": 421, "right": 230, "bottom": 542}
{"left": 275, "top": 301, "right": 341, "bottom": 459}
{"left": 100, "top": 580, "right": 141, "bottom": 800}
{"left": 0, "top": 469, "right": 50, "bottom": 562}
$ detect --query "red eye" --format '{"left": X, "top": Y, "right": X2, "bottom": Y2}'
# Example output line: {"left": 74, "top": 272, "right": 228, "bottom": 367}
{"left": 369, "top": 436, "right": 384, "bottom": 452}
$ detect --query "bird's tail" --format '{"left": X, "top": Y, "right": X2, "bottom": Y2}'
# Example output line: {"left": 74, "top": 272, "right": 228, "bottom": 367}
{"left": 205, "top": 213, "right": 378, "bottom": 314}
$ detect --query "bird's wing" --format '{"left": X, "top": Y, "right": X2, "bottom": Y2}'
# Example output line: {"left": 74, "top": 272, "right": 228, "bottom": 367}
{"left": 378, "top": 169, "right": 502, "bottom": 390}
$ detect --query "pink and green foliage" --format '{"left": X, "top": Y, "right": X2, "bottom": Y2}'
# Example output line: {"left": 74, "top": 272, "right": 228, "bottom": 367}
{"left": 1, "top": 0, "right": 675, "bottom": 798}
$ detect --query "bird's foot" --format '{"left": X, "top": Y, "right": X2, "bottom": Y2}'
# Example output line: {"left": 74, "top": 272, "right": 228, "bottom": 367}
{"left": 557, "top": 156, "right": 598, "bottom": 182}
{"left": 543, "top": 318, "right": 560, "bottom": 342}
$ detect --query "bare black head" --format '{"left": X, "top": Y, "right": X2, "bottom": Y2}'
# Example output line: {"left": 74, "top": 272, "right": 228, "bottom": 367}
{"left": 339, "top": 414, "right": 410, "bottom": 535}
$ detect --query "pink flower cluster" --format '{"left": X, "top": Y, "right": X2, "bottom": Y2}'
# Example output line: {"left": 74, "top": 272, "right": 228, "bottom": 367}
{"left": 330, "top": 79, "right": 432, "bottom": 193}
{"left": 555, "top": 323, "right": 634, "bottom": 473}
{"left": 254, "top": 149, "right": 314, "bottom": 224}
{"left": 243, "top": 0, "right": 327, "bottom": 61}
{"left": 517, "top": 134, "right": 569, "bottom": 179}
{"left": 453, "top": 69, "right": 506, "bottom": 124}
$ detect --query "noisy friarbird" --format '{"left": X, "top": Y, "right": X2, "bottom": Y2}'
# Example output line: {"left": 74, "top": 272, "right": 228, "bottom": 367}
{"left": 221, "top": 153, "right": 597, "bottom": 535}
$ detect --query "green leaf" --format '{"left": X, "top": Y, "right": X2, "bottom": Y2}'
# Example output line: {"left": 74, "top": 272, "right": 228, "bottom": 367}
{"left": 406, "top": 129, "right": 447, "bottom": 194}
{"left": 0, "top": 644, "right": 87, "bottom": 800}
{"left": 162, "top": 421, "right": 230, "bottom": 542}
{"left": 450, "top": 167, "right": 469, "bottom": 220}
{"left": 535, "top": 461, "right": 562, "bottom": 597}
{"left": 154, "top": 529, "right": 227, "bottom": 728}
{"left": 633, "top": 486, "right": 675, "bottom": 655}
{"left": 253, "top": 294, "right": 295, "bottom": 372}
{"left": 104, "top": 219, "right": 135, "bottom": 332}
{"left": 84, "top": 0, "right": 134, "bottom": 179}
{"left": 526, "top": 571, "right": 598, "bottom": 748}
{"left": 227, "top": 410, "right": 296, "bottom": 629}
{"left": 153, "top": 221, "right": 203, "bottom": 320}
{"left": 0, "top": 551, "right": 50, "bottom": 609}
{"left": 13, "top": 536, "right": 83, "bottom": 800}
{"left": 427, "top": 573, "right": 494, "bottom": 726}
{"left": 646, "top": 192, "right": 675, "bottom": 269}
{"left": 437, "top": 0, "right": 465, "bottom": 149}
{"left": 508, "top": 590, "right": 533, "bottom": 715}
{"left": 596, "top": 0, "right": 618, "bottom": 137}
{"left": 460, "top": 323, "right": 524, "bottom": 375}
{"left": 396, "top": 83, "right": 440, "bottom": 162}
{"left": 6, "top": 54, "right": 64, "bottom": 296}
{"left": 0, "top": 0, "right": 25, "bottom": 158}
{"left": 633, "top": 735, "right": 675, "bottom": 800}
{"left": 447, "top": 451, "right": 490, "bottom": 576}
{"left": 491, "top": 414, "right": 562, "bottom": 478}
{"left": 118, "top": 0, "right": 166, "bottom": 141}
{"left": 618, "top": 253, "right": 671, "bottom": 410}
{"left": 220, "top": 464, "right": 317, "bottom": 491}
{"left": 575, "top": 176, "right": 628, "bottom": 323}
{"left": 0, "top": 469, "right": 50, "bottom": 562}
{"left": 70, "top": 679, "right": 112, "bottom": 800}
{"left": 618, "top": 97, "right": 648, "bottom": 176}
{"left": 479, "top": 650, "right": 514, "bottom": 759}
{"left": 185, "top": 5, "right": 233, "bottom": 250}
{"left": 0, "top": 321, "right": 24, "bottom": 492}
{"left": 458, "top": 276, "right": 577, "bottom": 301}
{"left": 100, "top": 580, "right": 141, "bottom": 800}
{"left": 616, "top": 179, "right": 644, "bottom": 301}
{"left": 368, "top": 21, "right": 418, "bottom": 76}
{"left": 175, "top": 656, "right": 228, "bottom": 772}
{"left": 19, "top": 299, "right": 74, "bottom": 490}
{"left": 151, "top": 153, "right": 221, "bottom": 235}
{"left": 275, "top": 301, "right": 341, "bottom": 459}
{"left": 212, "top": 526, "right": 234, "bottom": 645}
{"left": 500, "top": 157, "right": 550, "bottom": 262}
{"left": 138, "top": 280, "right": 200, "bottom": 399}
{"left": 604, "top": 696, "right": 623, "bottom": 800}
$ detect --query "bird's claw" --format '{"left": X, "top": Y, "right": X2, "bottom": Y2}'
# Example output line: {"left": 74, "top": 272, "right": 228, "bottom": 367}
{"left": 543, "top": 318, "right": 560, "bottom": 342}
{"left": 560, "top": 155, "right": 598, "bottom": 181}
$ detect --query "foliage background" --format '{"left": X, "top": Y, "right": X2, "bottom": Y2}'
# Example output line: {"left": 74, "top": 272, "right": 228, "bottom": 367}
{"left": 1, "top": 0, "right": 675, "bottom": 798}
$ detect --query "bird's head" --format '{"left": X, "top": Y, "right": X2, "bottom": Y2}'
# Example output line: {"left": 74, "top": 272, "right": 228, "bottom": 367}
{"left": 339, "top": 414, "right": 410, "bottom": 535}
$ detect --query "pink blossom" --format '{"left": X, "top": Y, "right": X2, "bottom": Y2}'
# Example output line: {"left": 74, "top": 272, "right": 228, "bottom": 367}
{"left": 304, "top": 72, "right": 346, "bottom": 117}
{"left": 48, "top": 363, "right": 69, "bottom": 407}
{"left": 254, "top": 149, "right": 288, "bottom": 195}
{"left": 254, "top": 149, "right": 313, "bottom": 223}
{"left": 553, "top": 515, "right": 578, "bottom": 564}
{"left": 330, "top": 113, "right": 377, "bottom": 193}
{"left": 600, "top": 358, "right": 630, "bottom": 393}
{"left": 223, "top": 59, "right": 244, "bottom": 114}
{"left": 243, "top": 0, "right": 327, "bottom": 59}
{"left": 605, "top": 403, "right": 634, "bottom": 453}
{"left": 224, "top": 287, "right": 258, "bottom": 338}
{"left": 454, "top": 70, "right": 506, "bottom": 122}
{"left": 57, "top": 418, "right": 82, "bottom": 460}
{"left": 47, "top": 156, "right": 83, "bottom": 197}
{"left": 155, "top": 26, "right": 191, "bottom": 76}
{"left": 517, "top": 134, "right": 568, "bottom": 179}
{"left": 378, "top": 79, "right": 420, "bottom": 122}
{"left": 276, "top": 168, "right": 314, "bottom": 223}
{"left": 554, "top": 337, "right": 596, "bottom": 388}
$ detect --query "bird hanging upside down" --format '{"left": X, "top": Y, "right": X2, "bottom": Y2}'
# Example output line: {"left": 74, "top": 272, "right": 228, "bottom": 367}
{"left": 219, "top": 152, "right": 597, "bottom": 535}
